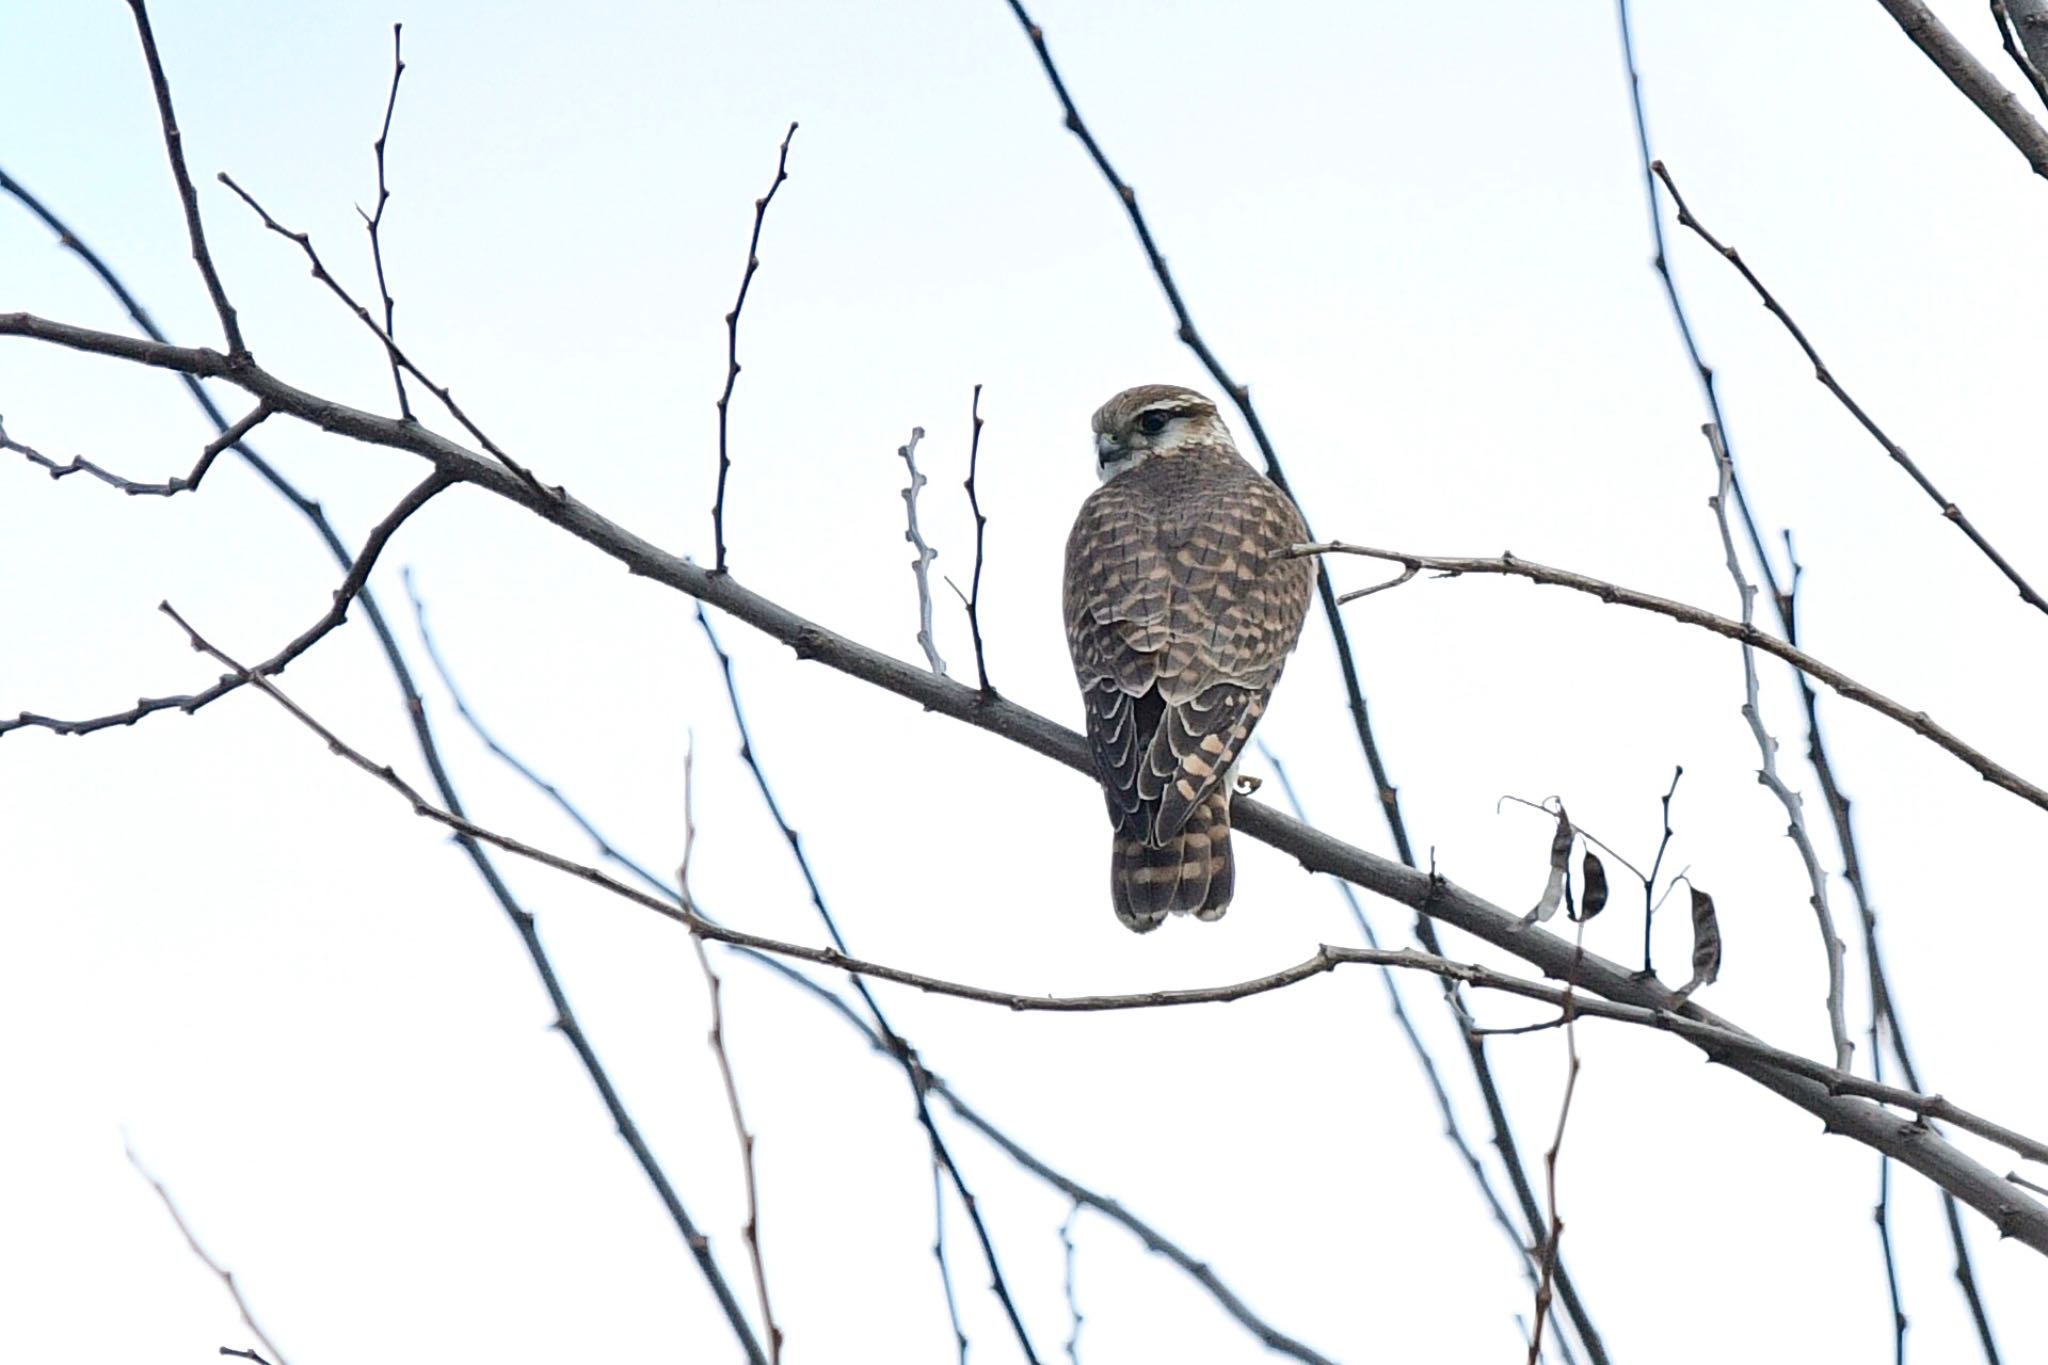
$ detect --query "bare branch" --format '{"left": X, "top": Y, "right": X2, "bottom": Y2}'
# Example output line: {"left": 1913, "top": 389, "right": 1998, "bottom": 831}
{"left": 712, "top": 122, "right": 798, "bottom": 575}
{"left": 358, "top": 23, "right": 412, "bottom": 419}
{"left": 411, "top": 587, "right": 1333, "bottom": 1360}
{"left": 155, "top": 603, "right": 771, "bottom": 1364}
{"left": 153, "top": 624, "right": 2048, "bottom": 1184}
{"left": 1993, "top": 1, "right": 2048, "bottom": 113}
{"left": 896, "top": 426, "right": 946, "bottom": 676}
{"left": 127, "top": 1142, "right": 291, "bottom": 1365}
{"left": 125, "top": 0, "right": 243, "bottom": 352}
{"left": 2, "top": 469, "right": 452, "bottom": 737}
{"left": 1526, "top": 920, "right": 1588, "bottom": 1365}
{"left": 938, "top": 1087, "right": 1340, "bottom": 1365}
{"left": 1704, "top": 425, "right": 1852, "bottom": 1069}
{"left": 1264, "top": 747, "right": 1574, "bottom": 1360}
{"left": 8, "top": 304, "right": 2045, "bottom": 1250}
{"left": 959, "top": 384, "right": 993, "bottom": 693}
{"left": 1059, "top": 1202, "right": 1085, "bottom": 1365}
{"left": 1873, "top": 0, "right": 2048, "bottom": 177}
{"left": 1653, "top": 161, "right": 2048, "bottom": 618}
{"left": 681, "top": 749, "right": 782, "bottom": 1364}
{"left": 0, "top": 402, "right": 270, "bottom": 496}
{"left": 931, "top": 1161, "right": 970, "bottom": 1365}
{"left": 693, "top": 607, "right": 1045, "bottom": 1365}
{"left": 1613, "top": 10, "right": 2002, "bottom": 1350}
{"left": 1301, "top": 540, "right": 2048, "bottom": 816}
{"left": 215, "top": 172, "right": 537, "bottom": 490}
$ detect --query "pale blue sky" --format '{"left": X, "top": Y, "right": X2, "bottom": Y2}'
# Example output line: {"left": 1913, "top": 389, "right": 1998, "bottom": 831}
{"left": 4, "top": 2, "right": 2046, "bottom": 1361}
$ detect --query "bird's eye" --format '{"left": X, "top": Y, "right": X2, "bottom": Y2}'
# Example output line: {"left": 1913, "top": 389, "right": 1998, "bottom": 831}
{"left": 1137, "top": 411, "right": 1171, "bottom": 436}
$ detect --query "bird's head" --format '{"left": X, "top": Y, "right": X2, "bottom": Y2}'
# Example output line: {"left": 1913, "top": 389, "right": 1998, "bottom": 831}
{"left": 1090, "top": 384, "right": 1232, "bottom": 482}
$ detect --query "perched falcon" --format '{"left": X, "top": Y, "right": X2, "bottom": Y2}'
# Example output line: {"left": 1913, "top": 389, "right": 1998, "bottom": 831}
{"left": 1063, "top": 384, "right": 1315, "bottom": 931}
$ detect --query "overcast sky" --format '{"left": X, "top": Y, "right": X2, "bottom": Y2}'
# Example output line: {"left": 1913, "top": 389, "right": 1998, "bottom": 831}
{"left": 4, "top": 2, "right": 2046, "bottom": 1361}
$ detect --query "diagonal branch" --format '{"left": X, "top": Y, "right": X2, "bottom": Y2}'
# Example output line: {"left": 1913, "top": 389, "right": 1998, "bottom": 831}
{"left": 1263, "top": 747, "right": 1577, "bottom": 1365}
{"left": 407, "top": 590, "right": 1331, "bottom": 1361}
{"left": 1652, "top": 161, "right": 2048, "bottom": 618}
{"left": 166, "top": 581, "right": 2048, "bottom": 1239}
{"left": 9, "top": 309, "right": 2046, "bottom": 1251}
{"left": 1298, "top": 540, "right": 2048, "bottom": 815}
{"left": 128, "top": 1143, "right": 292, "bottom": 1365}
{"left": 215, "top": 172, "right": 537, "bottom": 489}
{"left": 1872, "top": 0, "right": 2048, "bottom": 177}
{"left": 694, "top": 608, "right": 1045, "bottom": 1365}
{"left": 157, "top": 603, "right": 771, "bottom": 1365}
{"left": 2, "top": 469, "right": 452, "bottom": 737}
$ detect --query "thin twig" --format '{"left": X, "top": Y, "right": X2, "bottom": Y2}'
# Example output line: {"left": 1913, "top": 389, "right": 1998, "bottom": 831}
{"left": 682, "top": 747, "right": 782, "bottom": 1364}
{"left": 712, "top": 122, "right": 798, "bottom": 575}
{"left": 896, "top": 426, "right": 947, "bottom": 675}
{"left": 959, "top": 384, "right": 993, "bottom": 693}
{"left": 1641, "top": 767, "right": 1683, "bottom": 976}
{"left": 126, "top": 1142, "right": 291, "bottom": 1365}
{"left": 156, "top": 603, "right": 773, "bottom": 1363}
{"left": 1301, "top": 540, "right": 2048, "bottom": 815}
{"left": 125, "top": 0, "right": 243, "bottom": 352}
{"left": 214, "top": 172, "right": 538, "bottom": 489}
{"left": 932, "top": 1160, "right": 970, "bottom": 1365}
{"left": 1653, "top": 161, "right": 2048, "bottom": 618}
{"left": 1704, "top": 424, "right": 1853, "bottom": 1070}
{"left": 1526, "top": 916, "right": 1587, "bottom": 1365}
{"left": 407, "top": 587, "right": 1333, "bottom": 1361}
{"left": 1059, "top": 1202, "right": 1085, "bottom": 1365}
{"left": 358, "top": 23, "right": 412, "bottom": 419}
{"left": 2, "top": 470, "right": 452, "bottom": 737}
{"left": 940, "top": 1088, "right": 1340, "bottom": 1365}
{"left": 693, "top": 608, "right": 1044, "bottom": 1365}
{"left": 1264, "top": 747, "right": 1579, "bottom": 1365}
{"left": 0, "top": 402, "right": 271, "bottom": 496}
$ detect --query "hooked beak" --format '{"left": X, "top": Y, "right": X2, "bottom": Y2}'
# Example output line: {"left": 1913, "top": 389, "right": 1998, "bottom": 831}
{"left": 1095, "top": 432, "right": 1122, "bottom": 463}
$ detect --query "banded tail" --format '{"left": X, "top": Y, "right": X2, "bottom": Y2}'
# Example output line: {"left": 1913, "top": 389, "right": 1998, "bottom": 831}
{"left": 1109, "top": 789, "right": 1235, "bottom": 933}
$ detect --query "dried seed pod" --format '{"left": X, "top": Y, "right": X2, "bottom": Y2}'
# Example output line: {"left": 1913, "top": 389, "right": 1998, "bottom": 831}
{"left": 1689, "top": 887, "right": 1721, "bottom": 986}
{"left": 1579, "top": 850, "right": 1608, "bottom": 922}
{"left": 1521, "top": 804, "right": 1574, "bottom": 927}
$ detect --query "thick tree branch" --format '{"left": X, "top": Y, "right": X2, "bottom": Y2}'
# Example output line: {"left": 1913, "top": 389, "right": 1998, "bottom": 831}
{"left": 9, "top": 311, "right": 2045, "bottom": 1251}
{"left": 1873, "top": 0, "right": 2048, "bottom": 177}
